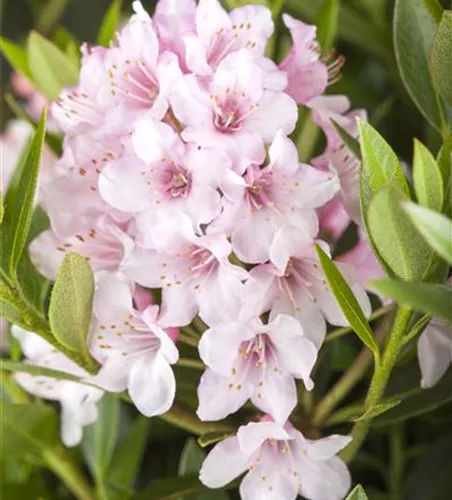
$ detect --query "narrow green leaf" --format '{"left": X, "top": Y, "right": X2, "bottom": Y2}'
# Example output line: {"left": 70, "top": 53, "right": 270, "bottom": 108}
{"left": 1, "top": 360, "right": 83, "bottom": 383}
{"left": 351, "top": 400, "right": 401, "bottom": 421}
{"left": 198, "top": 431, "right": 235, "bottom": 448}
{"left": 160, "top": 407, "right": 234, "bottom": 436}
{"left": 36, "top": 0, "right": 71, "bottom": 35}
{"left": 333, "top": 120, "right": 362, "bottom": 160}
{"left": 368, "top": 187, "right": 433, "bottom": 281}
{"left": 0, "top": 110, "right": 47, "bottom": 277}
{"left": 0, "top": 297, "right": 26, "bottom": 328}
{"left": 108, "top": 417, "right": 151, "bottom": 491}
{"left": 430, "top": 12, "right": 452, "bottom": 108}
{"left": 316, "top": 0, "right": 339, "bottom": 53}
{"left": 346, "top": 484, "right": 369, "bottom": 500}
{"left": 403, "top": 202, "right": 452, "bottom": 265}
{"left": 2, "top": 403, "right": 59, "bottom": 458}
{"left": 394, "top": 0, "right": 444, "bottom": 131}
{"left": 179, "top": 438, "right": 205, "bottom": 476}
{"left": 315, "top": 245, "right": 379, "bottom": 356}
{"left": 0, "top": 192, "right": 4, "bottom": 224}
{"left": 437, "top": 134, "right": 452, "bottom": 215}
{"left": 27, "top": 31, "right": 78, "bottom": 101}
{"left": 423, "top": 0, "right": 443, "bottom": 24}
{"left": 372, "top": 279, "right": 451, "bottom": 324}
{"left": 97, "top": 0, "right": 123, "bottom": 47}
{"left": 0, "top": 37, "right": 32, "bottom": 79}
{"left": 413, "top": 140, "right": 444, "bottom": 211}
{"left": 49, "top": 252, "right": 95, "bottom": 359}
{"left": 82, "top": 394, "right": 120, "bottom": 484}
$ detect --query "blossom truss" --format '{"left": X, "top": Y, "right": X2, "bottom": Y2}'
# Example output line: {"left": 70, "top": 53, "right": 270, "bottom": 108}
{"left": 200, "top": 419, "right": 352, "bottom": 500}
{"left": 12, "top": 326, "right": 104, "bottom": 447}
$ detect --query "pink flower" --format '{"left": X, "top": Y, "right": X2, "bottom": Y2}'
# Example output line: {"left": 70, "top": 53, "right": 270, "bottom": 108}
{"left": 90, "top": 273, "right": 179, "bottom": 416}
{"left": 197, "top": 314, "right": 317, "bottom": 422}
{"left": 99, "top": 119, "right": 228, "bottom": 230}
{"left": 184, "top": 0, "right": 274, "bottom": 75}
{"left": 200, "top": 420, "right": 352, "bottom": 500}
{"left": 244, "top": 225, "right": 371, "bottom": 348}
{"left": 29, "top": 214, "right": 133, "bottom": 280}
{"left": 417, "top": 318, "right": 452, "bottom": 389}
{"left": 170, "top": 50, "right": 297, "bottom": 170}
{"left": 279, "top": 14, "right": 328, "bottom": 105}
{"left": 318, "top": 197, "right": 351, "bottom": 242}
{"left": 12, "top": 326, "right": 104, "bottom": 447}
{"left": 123, "top": 214, "right": 248, "bottom": 327}
{"left": 213, "top": 131, "right": 339, "bottom": 264}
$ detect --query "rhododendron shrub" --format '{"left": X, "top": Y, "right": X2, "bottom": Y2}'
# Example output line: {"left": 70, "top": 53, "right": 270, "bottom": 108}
{"left": 1, "top": 0, "right": 451, "bottom": 499}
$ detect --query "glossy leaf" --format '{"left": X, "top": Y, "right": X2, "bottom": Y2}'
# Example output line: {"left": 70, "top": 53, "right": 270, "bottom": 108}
{"left": 49, "top": 252, "right": 95, "bottom": 359}
{"left": 0, "top": 110, "right": 47, "bottom": 277}
{"left": 403, "top": 202, "right": 452, "bottom": 265}
{"left": 97, "top": 0, "right": 123, "bottom": 47}
{"left": 351, "top": 400, "right": 401, "bottom": 421}
{"left": 394, "top": 0, "right": 444, "bottom": 131}
{"left": 27, "top": 31, "right": 78, "bottom": 100}
{"left": 2, "top": 403, "right": 59, "bottom": 458}
{"left": 82, "top": 394, "right": 120, "bottom": 485}
{"left": 315, "top": 245, "right": 379, "bottom": 356}
{"left": 108, "top": 417, "right": 151, "bottom": 491}
{"left": 367, "top": 187, "right": 433, "bottom": 281}
{"left": 333, "top": 120, "right": 362, "bottom": 160}
{"left": 430, "top": 12, "right": 452, "bottom": 107}
{"left": 413, "top": 140, "right": 444, "bottom": 211}
{"left": 346, "top": 485, "right": 369, "bottom": 500}
{"left": 0, "top": 37, "right": 32, "bottom": 79}
{"left": 316, "top": 0, "right": 339, "bottom": 53}
{"left": 372, "top": 280, "right": 451, "bottom": 324}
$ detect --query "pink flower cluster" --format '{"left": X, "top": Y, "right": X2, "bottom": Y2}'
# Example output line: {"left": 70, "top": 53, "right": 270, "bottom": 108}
{"left": 10, "top": 1, "right": 390, "bottom": 498}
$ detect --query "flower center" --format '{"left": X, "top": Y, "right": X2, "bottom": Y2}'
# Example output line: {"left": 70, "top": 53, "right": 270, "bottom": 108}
{"left": 187, "top": 246, "right": 217, "bottom": 276}
{"left": 244, "top": 169, "right": 275, "bottom": 210}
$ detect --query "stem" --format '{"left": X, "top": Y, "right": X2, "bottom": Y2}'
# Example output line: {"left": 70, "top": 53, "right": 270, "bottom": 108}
{"left": 42, "top": 448, "right": 96, "bottom": 500}
{"left": 389, "top": 424, "right": 404, "bottom": 500}
{"left": 178, "top": 358, "right": 205, "bottom": 370}
{"left": 325, "top": 305, "right": 394, "bottom": 343}
{"left": 179, "top": 331, "right": 199, "bottom": 347}
{"left": 340, "top": 306, "right": 412, "bottom": 463}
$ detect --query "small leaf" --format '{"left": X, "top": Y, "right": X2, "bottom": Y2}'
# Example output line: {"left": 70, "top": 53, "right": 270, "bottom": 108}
{"left": 316, "top": 0, "right": 339, "bottom": 53}
{"left": 2, "top": 403, "right": 59, "bottom": 458}
{"left": 430, "top": 12, "right": 452, "bottom": 107}
{"left": 198, "top": 431, "right": 235, "bottom": 448}
{"left": 351, "top": 400, "right": 401, "bottom": 421}
{"left": 108, "top": 417, "right": 151, "bottom": 491}
{"left": 346, "top": 484, "right": 369, "bottom": 500}
{"left": 179, "top": 439, "right": 205, "bottom": 477}
{"left": 413, "top": 140, "right": 444, "bottom": 211}
{"left": 97, "top": 0, "right": 123, "bottom": 47}
{"left": 372, "top": 280, "right": 451, "bottom": 324}
{"left": 367, "top": 187, "right": 433, "bottom": 281}
{"left": 0, "top": 359, "right": 84, "bottom": 383}
{"left": 437, "top": 134, "right": 452, "bottom": 215}
{"left": 394, "top": 0, "right": 444, "bottom": 131}
{"left": 0, "top": 37, "right": 32, "bottom": 79}
{"left": 82, "top": 394, "right": 120, "bottom": 485}
{"left": 49, "top": 252, "right": 95, "bottom": 360}
{"left": 333, "top": 120, "right": 362, "bottom": 160}
{"left": 423, "top": 0, "right": 443, "bottom": 24}
{"left": 160, "top": 406, "right": 234, "bottom": 436}
{"left": 315, "top": 245, "right": 379, "bottom": 356}
{"left": 27, "top": 31, "right": 78, "bottom": 100}
{"left": 0, "top": 110, "right": 47, "bottom": 277}
{"left": 403, "top": 202, "right": 452, "bottom": 265}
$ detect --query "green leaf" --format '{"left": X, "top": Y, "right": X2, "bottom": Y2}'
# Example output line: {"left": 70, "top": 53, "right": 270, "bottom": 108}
{"left": 97, "top": 0, "right": 123, "bottom": 47}
{"left": 0, "top": 192, "right": 4, "bottom": 225}
{"left": 437, "top": 134, "right": 452, "bottom": 215}
{"left": 367, "top": 187, "right": 433, "bottom": 281}
{"left": 0, "top": 37, "right": 32, "bottom": 79}
{"left": 345, "top": 484, "right": 369, "bottom": 500}
{"left": 315, "top": 245, "right": 379, "bottom": 356}
{"left": 160, "top": 406, "right": 234, "bottom": 436}
{"left": 1, "top": 359, "right": 84, "bottom": 383}
{"left": 0, "top": 110, "right": 47, "bottom": 277}
{"left": 27, "top": 31, "right": 78, "bottom": 101}
{"left": 36, "top": 0, "right": 71, "bottom": 35}
{"left": 107, "top": 417, "right": 151, "bottom": 491}
{"left": 413, "top": 140, "right": 444, "bottom": 211}
{"left": 372, "top": 280, "right": 451, "bottom": 324}
{"left": 394, "top": 0, "right": 444, "bottom": 131}
{"left": 179, "top": 438, "right": 205, "bottom": 477}
{"left": 430, "top": 12, "right": 452, "bottom": 108}
{"left": 2, "top": 403, "right": 59, "bottom": 458}
{"left": 136, "top": 475, "right": 227, "bottom": 500}
{"left": 82, "top": 394, "right": 120, "bottom": 486}
{"left": 316, "top": 0, "right": 339, "bottom": 53}
{"left": 333, "top": 120, "right": 362, "bottom": 160}
{"left": 375, "top": 371, "right": 452, "bottom": 425}
{"left": 423, "top": 0, "right": 443, "bottom": 24}
{"left": 198, "top": 431, "right": 235, "bottom": 448}
{"left": 403, "top": 202, "right": 452, "bottom": 265}
{"left": 351, "top": 400, "right": 401, "bottom": 421}
{"left": 49, "top": 252, "right": 96, "bottom": 360}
